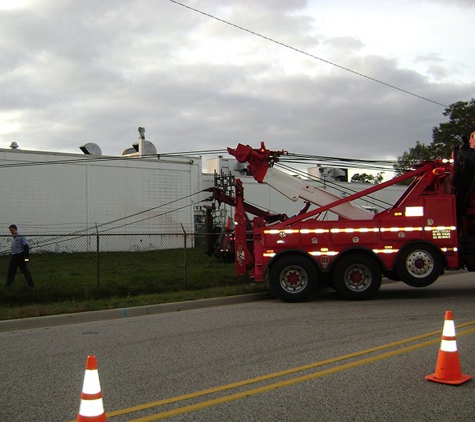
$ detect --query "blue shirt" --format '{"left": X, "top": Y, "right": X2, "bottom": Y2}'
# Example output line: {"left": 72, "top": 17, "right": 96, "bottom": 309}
{"left": 11, "top": 235, "right": 28, "bottom": 255}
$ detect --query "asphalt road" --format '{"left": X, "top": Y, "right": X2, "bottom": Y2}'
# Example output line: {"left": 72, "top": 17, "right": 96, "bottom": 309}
{"left": 1, "top": 272, "right": 475, "bottom": 422}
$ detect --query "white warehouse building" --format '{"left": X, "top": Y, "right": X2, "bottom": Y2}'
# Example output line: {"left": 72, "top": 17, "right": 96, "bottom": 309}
{"left": 0, "top": 133, "right": 404, "bottom": 254}
{"left": 0, "top": 139, "right": 204, "bottom": 253}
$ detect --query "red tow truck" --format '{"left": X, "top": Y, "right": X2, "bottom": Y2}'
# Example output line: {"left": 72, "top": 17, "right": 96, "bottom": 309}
{"left": 206, "top": 133, "right": 475, "bottom": 302}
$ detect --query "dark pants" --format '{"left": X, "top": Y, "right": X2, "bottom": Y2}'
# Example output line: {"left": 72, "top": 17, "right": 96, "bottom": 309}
{"left": 6, "top": 254, "right": 34, "bottom": 287}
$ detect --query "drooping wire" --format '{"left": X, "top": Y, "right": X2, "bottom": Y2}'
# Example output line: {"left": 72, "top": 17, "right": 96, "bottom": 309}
{"left": 169, "top": 0, "right": 448, "bottom": 108}
{"left": 4, "top": 191, "right": 206, "bottom": 253}
{"left": 100, "top": 199, "right": 207, "bottom": 233}
{"left": 18, "top": 201, "right": 204, "bottom": 252}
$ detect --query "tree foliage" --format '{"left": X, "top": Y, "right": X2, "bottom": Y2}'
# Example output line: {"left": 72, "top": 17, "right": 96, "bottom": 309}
{"left": 393, "top": 141, "right": 433, "bottom": 176}
{"left": 432, "top": 99, "right": 475, "bottom": 158}
{"left": 351, "top": 172, "right": 384, "bottom": 184}
{"left": 394, "top": 99, "right": 475, "bottom": 176}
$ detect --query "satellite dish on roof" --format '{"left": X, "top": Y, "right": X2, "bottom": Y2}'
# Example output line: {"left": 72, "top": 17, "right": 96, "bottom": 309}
{"left": 80, "top": 143, "right": 102, "bottom": 155}
{"left": 132, "top": 141, "right": 157, "bottom": 154}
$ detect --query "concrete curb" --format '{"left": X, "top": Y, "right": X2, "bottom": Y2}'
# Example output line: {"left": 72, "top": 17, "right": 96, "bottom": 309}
{"left": 0, "top": 292, "right": 272, "bottom": 333}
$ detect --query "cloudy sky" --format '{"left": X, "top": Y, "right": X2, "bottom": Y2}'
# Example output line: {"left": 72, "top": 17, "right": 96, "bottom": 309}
{"left": 1, "top": 0, "right": 474, "bottom": 165}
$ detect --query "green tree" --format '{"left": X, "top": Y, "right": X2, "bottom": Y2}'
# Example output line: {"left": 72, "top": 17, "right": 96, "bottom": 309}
{"left": 393, "top": 141, "right": 433, "bottom": 176}
{"left": 394, "top": 99, "right": 475, "bottom": 176}
{"left": 351, "top": 172, "right": 384, "bottom": 184}
{"left": 432, "top": 99, "right": 475, "bottom": 158}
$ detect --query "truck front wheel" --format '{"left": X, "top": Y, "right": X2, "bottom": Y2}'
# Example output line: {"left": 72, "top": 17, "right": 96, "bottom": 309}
{"left": 333, "top": 254, "right": 382, "bottom": 300}
{"left": 269, "top": 255, "right": 318, "bottom": 302}
{"left": 396, "top": 243, "right": 442, "bottom": 287}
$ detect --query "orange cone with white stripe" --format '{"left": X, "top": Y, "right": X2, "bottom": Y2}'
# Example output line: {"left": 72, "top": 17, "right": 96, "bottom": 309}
{"left": 425, "top": 311, "right": 471, "bottom": 385}
{"left": 77, "top": 355, "right": 106, "bottom": 421}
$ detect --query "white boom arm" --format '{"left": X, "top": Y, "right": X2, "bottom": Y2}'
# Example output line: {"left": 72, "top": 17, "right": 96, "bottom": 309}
{"left": 262, "top": 167, "right": 374, "bottom": 220}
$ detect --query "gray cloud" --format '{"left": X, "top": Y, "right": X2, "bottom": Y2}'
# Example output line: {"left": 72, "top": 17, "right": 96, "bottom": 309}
{"left": 0, "top": 0, "right": 473, "bottom": 163}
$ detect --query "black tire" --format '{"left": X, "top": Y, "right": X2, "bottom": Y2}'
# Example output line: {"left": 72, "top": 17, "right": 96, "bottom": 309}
{"left": 382, "top": 270, "right": 401, "bottom": 281}
{"left": 269, "top": 255, "right": 318, "bottom": 302}
{"left": 333, "top": 254, "right": 381, "bottom": 300}
{"left": 396, "top": 243, "right": 442, "bottom": 287}
{"left": 465, "top": 261, "right": 475, "bottom": 272}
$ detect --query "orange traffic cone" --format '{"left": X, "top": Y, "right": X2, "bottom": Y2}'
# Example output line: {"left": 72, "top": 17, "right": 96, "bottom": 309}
{"left": 425, "top": 310, "right": 471, "bottom": 385}
{"left": 77, "top": 355, "right": 106, "bottom": 421}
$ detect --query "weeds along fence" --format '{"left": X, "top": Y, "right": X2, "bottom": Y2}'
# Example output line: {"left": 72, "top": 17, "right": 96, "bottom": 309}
{"left": 0, "top": 232, "right": 237, "bottom": 304}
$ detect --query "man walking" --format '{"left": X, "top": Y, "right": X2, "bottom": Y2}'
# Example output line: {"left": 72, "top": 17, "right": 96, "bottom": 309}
{"left": 6, "top": 224, "right": 34, "bottom": 288}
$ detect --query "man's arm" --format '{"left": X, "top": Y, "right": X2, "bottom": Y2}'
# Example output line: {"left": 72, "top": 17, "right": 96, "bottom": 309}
{"left": 23, "top": 243, "right": 30, "bottom": 260}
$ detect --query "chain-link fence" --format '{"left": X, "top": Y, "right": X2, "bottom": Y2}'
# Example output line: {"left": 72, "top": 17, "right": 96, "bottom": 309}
{"left": 0, "top": 231, "right": 236, "bottom": 303}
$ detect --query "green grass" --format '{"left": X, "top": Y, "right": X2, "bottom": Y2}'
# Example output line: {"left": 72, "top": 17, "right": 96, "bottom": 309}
{"left": 0, "top": 248, "right": 270, "bottom": 320}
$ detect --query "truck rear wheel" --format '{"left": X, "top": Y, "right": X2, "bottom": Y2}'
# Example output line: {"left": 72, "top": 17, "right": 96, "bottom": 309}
{"left": 333, "top": 254, "right": 381, "bottom": 300}
{"left": 396, "top": 243, "right": 442, "bottom": 287}
{"left": 269, "top": 255, "right": 318, "bottom": 302}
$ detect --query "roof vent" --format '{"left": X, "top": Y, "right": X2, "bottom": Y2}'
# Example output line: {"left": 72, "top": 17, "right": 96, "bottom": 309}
{"left": 122, "top": 147, "right": 137, "bottom": 155}
{"left": 122, "top": 127, "right": 158, "bottom": 156}
{"left": 10, "top": 141, "right": 19, "bottom": 149}
{"left": 132, "top": 140, "right": 157, "bottom": 154}
{"left": 80, "top": 142, "right": 102, "bottom": 155}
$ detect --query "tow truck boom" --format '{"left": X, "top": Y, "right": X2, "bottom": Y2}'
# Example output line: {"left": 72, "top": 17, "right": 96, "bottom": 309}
{"left": 228, "top": 142, "right": 374, "bottom": 220}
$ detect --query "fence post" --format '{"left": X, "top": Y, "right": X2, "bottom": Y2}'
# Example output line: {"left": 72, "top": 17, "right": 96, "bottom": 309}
{"left": 95, "top": 224, "right": 100, "bottom": 292}
{"left": 181, "top": 224, "right": 188, "bottom": 288}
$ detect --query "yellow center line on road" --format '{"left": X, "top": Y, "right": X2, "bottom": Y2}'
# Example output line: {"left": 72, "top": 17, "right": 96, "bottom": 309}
{"left": 127, "top": 325, "right": 475, "bottom": 422}
{"left": 96, "top": 320, "right": 475, "bottom": 421}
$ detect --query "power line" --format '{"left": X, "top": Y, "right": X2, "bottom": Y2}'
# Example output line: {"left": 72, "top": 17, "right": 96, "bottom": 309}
{"left": 169, "top": 0, "right": 448, "bottom": 108}
{"left": 280, "top": 154, "right": 395, "bottom": 172}
{"left": 286, "top": 152, "right": 395, "bottom": 165}
{"left": 0, "top": 150, "right": 225, "bottom": 169}
{"left": 161, "top": 149, "right": 227, "bottom": 156}
{"left": 276, "top": 162, "right": 393, "bottom": 209}
{"left": 0, "top": 148, "right": 396, "bottom": 171}
{"left": 0, "top": 154, "right": 158, "bottom": 169}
